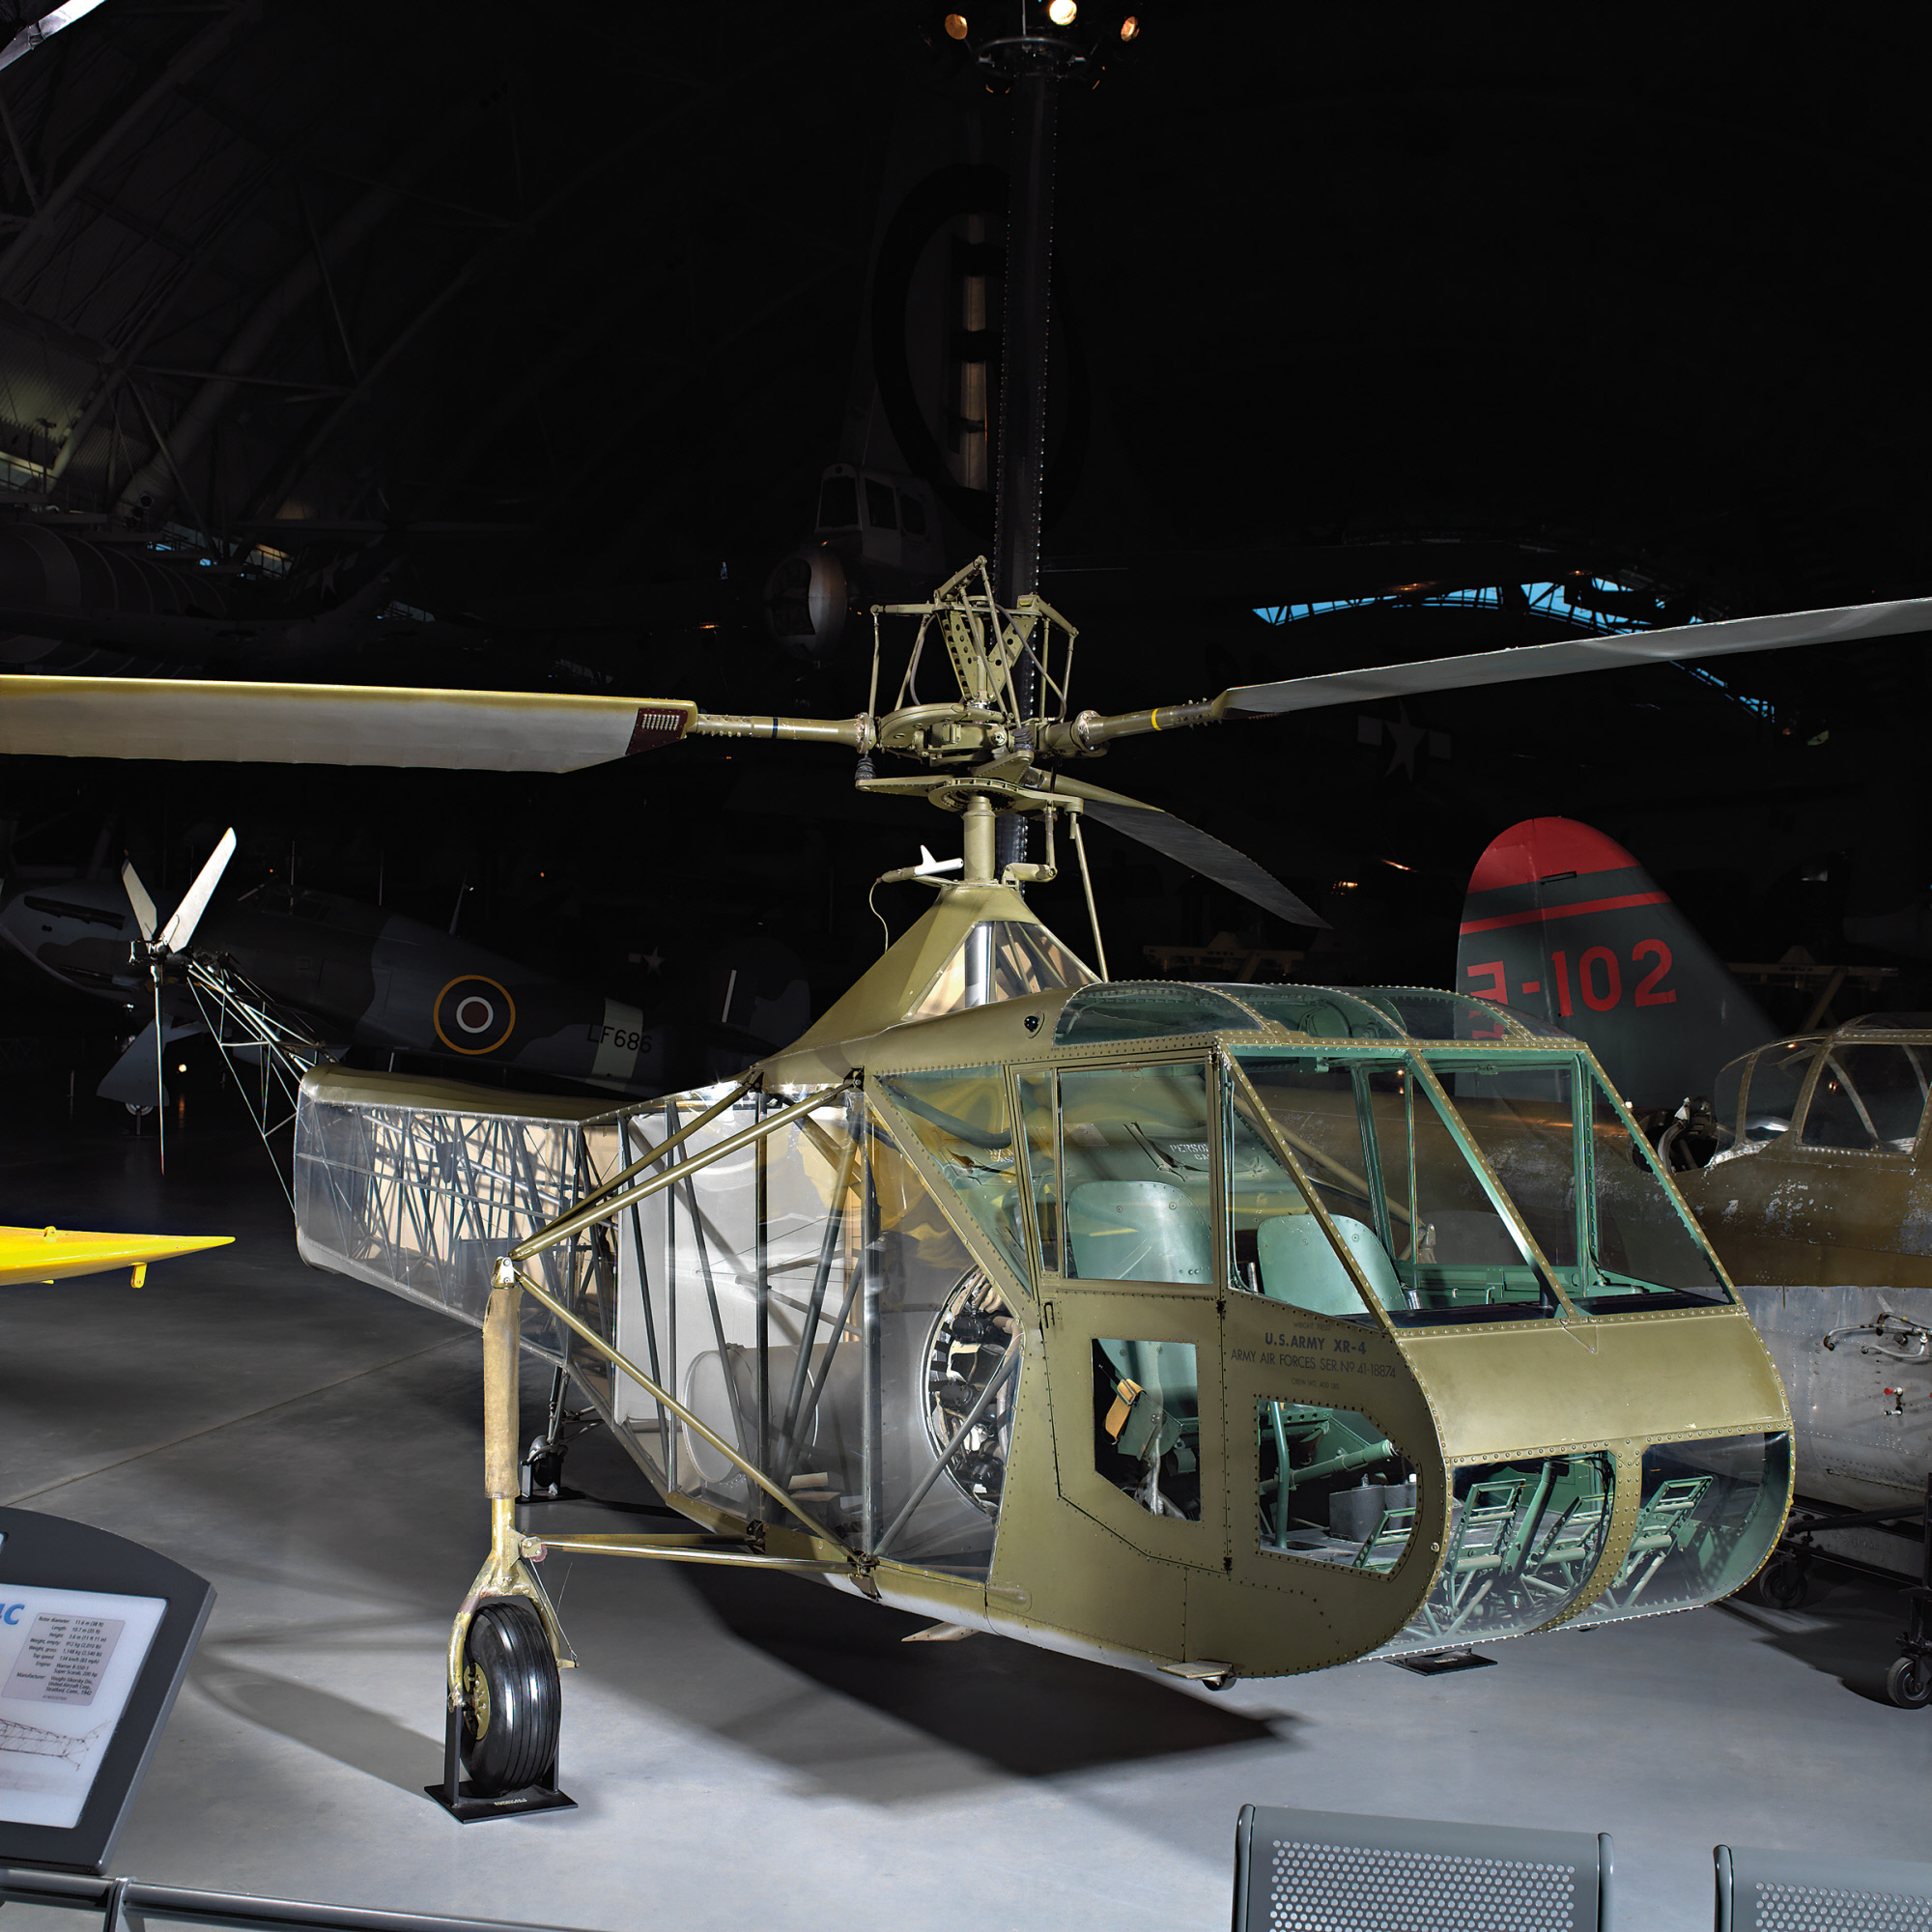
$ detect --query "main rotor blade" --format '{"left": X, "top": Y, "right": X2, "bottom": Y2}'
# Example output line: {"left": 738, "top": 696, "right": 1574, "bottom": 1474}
{"left": 1217, "top": 594, "right": 1932, "bottom": 717}
{"left": 1042, "top": 773, "right": 1327, "bottom": 929}
{"left": 121, "top": 859, "right": 157, "bottom": 943}
{"left": 158, "top": 826, "right": 237, "bottom": 952}
{"left": 1037, "top": 594, "right": 1932, "bottom": 753}
{"left": 0, "top": 677, "right": 701, "bottom": 772}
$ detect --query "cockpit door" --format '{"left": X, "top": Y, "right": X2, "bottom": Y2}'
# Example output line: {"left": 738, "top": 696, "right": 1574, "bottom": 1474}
{"left": 1016, "top": 1057, "right": 1230, "bottom": 1572}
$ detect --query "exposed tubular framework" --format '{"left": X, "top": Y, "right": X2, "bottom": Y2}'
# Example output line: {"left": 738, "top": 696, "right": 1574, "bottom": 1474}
{"left": 506, "top": 1264, "right": 836, "bottom": 1545}
{"left": 561, "top": 1072, "right": 758, "bottom": 1226}
{"left": 509, "top": 1079, "right": 850, "bottom": 1263}
{"left": 186, "top": 956, "right": 331, "bottom": 1209}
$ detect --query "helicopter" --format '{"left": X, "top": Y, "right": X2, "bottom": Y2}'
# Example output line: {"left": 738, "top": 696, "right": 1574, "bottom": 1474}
{"left": 14, "top": 576, "right": 1932, "bottom": 1804}
{"left": 8, "top": 0, "right": 1932, "bottom": 1798}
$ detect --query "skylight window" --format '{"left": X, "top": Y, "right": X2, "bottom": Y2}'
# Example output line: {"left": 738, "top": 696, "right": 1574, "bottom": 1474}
{"left": 1253, "top": 577, "right": 1702, "bottom": 639}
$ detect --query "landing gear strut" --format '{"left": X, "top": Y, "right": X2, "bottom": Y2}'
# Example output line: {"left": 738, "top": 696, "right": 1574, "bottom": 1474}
{"left": 1752, "top": 1550, "right": 1811, "bottom": 1610}
{"left": 427, "top": 1271, "right": 577, "bottom": 1819}
{"left": 1888, "top": 1473, "right": 1932, "bottom": 1711}
{"left": 520, "top": 1365, "right": 604, "bottom": 1502}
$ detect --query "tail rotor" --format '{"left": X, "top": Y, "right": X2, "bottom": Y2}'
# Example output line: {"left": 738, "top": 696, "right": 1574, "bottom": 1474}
{"left": 121, "top": 828, "right": 237, "bottom": 1174}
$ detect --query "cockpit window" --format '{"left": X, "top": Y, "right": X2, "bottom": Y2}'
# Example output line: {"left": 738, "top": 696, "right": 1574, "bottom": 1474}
{"left": 1431, "top": 1058, "right": 1730, "bottom": 1312}
{"left": 1208, "top": 984, "right": 1401, "bottom": 1041}
{"left": 878, "top": 1067, "right": 1026, "bottom": 1285}
{"left": 1236, "top": 1056, "right": 1558, "bottom": 1323}
{"left": 1227, "top": 1081, "right": 1391, "bottom": 1321}
{"left": 1799, "top": 1043, "right": 1930, "bottom": 1152}
{"left": 1364, "top": 986, "right": 1580, "bottom": 1044}
{"left": 1057, "top": 1063, "right": 1215, "bottom": 1284}
{"left": 815, "top": 472, "right": 858, "bottom": 528}
{"left": 1719, "top": 1038, "right": 1824, "bottom": 1147}
{"left": 1055, "top": 982, "right": 1262, "bottom": 1046}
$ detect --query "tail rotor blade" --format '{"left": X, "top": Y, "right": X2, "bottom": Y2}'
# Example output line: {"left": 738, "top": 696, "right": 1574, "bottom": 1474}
{"left": 157, "top": 827, "right": 237, "bottom": 952}
{"left": 122, "top": 860, "right": 157, "bottom": 943}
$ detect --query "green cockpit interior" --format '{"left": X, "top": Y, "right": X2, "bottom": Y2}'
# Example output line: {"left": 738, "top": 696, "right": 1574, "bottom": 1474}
{"left": 882, "top": 1026, "right": 1731, "bottom": 1331}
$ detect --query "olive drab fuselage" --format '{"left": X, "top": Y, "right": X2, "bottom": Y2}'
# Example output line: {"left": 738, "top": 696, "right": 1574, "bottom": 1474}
{"left": 296, "top": 883, "right": 1793, "bottom": 1684}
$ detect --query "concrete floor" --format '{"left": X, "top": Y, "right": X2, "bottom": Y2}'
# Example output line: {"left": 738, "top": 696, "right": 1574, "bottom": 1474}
{"left": 3, "top": 1102, "right": 1929, "bottom": 1931}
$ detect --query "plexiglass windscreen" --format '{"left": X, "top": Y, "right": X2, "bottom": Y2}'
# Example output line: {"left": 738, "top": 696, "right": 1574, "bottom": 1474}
{"left": 1436, "top": 1059, "right": 1729, "bottom": 1311}
{"left": 1055, "top": 1063, "right": 1215, "bottom": 1284}
{"left": 1798, "top": 1042, "right": 1931, "bottom": 1152}
{"left": 1236, "top": 1056, "right": 1557, "bottom": 1322}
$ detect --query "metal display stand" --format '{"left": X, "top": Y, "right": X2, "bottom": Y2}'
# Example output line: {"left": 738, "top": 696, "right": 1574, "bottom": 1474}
{"left": 1755, "top": 1484, "right": 1929, "bottom": 1602}
{"left": 1894, "top": 1473, "right": 1932, "bottom": 1706}
{"left": 1747, "top": 1473, "right": 1931, "bottom": 1708}
{"left": 0, "top": 1506, "right": 214, "bottom": 1875}
{"left": 424, "top": 1702, "right": 576, "bottom": 1824}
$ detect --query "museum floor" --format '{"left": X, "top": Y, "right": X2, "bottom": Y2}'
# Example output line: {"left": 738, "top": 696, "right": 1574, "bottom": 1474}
{"left": 2, "top": 1100, "right": 1927, "bottom": 1932}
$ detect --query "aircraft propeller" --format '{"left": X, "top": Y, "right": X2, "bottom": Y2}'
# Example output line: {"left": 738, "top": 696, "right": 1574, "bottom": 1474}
{"left": 120, "top": 827, "right": 237, "bottom": 1172}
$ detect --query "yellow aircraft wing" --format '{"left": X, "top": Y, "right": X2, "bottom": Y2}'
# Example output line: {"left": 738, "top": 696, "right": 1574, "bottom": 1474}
{"left": 0, "top": 1224, "right": 233, "bottom": 1286}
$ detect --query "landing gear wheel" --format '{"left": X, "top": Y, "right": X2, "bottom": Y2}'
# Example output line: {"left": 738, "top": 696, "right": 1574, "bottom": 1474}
{"left": 1754, "top": 1553, "right": 1809, "bottom": 1610}
{"left": 460, "top": 1599, "right": 561, "bottom": 1794}
{"left": 1886, "top": 1655, "right": 1932, "bottom": 1710}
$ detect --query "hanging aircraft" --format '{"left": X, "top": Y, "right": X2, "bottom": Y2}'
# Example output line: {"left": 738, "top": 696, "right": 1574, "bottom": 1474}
{"left": 15, "top": 577, "right": 1932, "bottom": 1795}
{"left": 1455, "top": 816, "right": 1932, "bottom": 1700}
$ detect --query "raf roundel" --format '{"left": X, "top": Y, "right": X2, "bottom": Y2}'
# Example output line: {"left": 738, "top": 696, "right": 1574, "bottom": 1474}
{"left": 434, "top": 975, "right": 517, "bottom": 1055}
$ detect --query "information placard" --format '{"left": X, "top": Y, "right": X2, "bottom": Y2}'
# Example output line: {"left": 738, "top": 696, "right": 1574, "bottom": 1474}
{"left": 1, "top": 1584, "right": 167, "bottom": 1829}
{"left": 0, "top": 1510, "right": 213, "bottom": 1873}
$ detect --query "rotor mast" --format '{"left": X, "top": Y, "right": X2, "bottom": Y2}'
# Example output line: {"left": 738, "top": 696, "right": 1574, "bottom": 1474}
{"left": 989, "top": 48, "right": 1062, "bottom": 861}
{"left": 972, "top": 17, "right": 1091, "bottom": 871}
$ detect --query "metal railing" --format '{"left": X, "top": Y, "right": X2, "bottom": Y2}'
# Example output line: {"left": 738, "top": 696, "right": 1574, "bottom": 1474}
{"left": 0, "top": 1866, "right": 585, "bottom": 1932}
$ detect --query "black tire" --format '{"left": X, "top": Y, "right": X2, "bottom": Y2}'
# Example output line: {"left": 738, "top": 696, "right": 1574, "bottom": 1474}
{"left": 1755, "top": 1555, "right": 1809, "bottom": 1610}
{"left": 461, "top": 1599, "right": 561, "bottom": 1794}
{"left": 1886, "top": 1655, "right": 1932, "bottom": 1711}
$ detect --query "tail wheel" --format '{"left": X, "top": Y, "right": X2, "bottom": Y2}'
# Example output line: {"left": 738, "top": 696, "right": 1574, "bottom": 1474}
{"left": 1752, "top": 1553, "right": 1809, "bottom": 1610}
{"left": 461, "top": 1599, "right": 561, "bottom": 1794}
{"left": 1886, "top": 1655, "right": 1932, "bottom": 1710}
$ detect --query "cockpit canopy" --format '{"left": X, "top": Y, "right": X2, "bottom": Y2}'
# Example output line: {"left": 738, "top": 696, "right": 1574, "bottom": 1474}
{"left": 881, "top": 988, "right": 1727, "bottom": 1330}
{"left": 1048, "top": 980, "right": 1584, "bottom": 1048}
{"left": 1712, "top": 1017, "right": 1932, "bottom": 1157}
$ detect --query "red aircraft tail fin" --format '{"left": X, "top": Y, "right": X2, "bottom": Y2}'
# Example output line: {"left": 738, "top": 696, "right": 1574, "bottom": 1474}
{"left": 1457, "top": 817, "right": 1772, "bottom": 1107}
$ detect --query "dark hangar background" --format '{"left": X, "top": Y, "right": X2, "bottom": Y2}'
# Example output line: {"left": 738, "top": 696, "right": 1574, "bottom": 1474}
{"left": 2, "top": 1, "right": 1929, "bottom": 1095}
